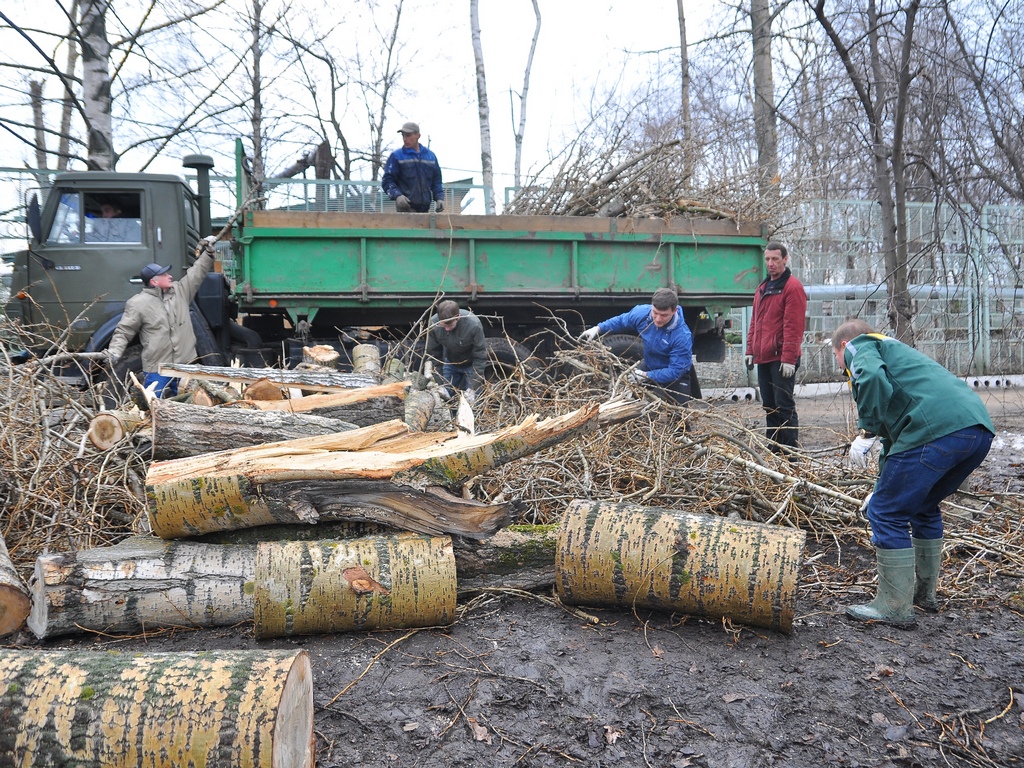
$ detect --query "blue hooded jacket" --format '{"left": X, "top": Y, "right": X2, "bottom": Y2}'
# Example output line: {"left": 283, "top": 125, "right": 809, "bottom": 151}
{"left": 598, "top": 305, "right": 693, "bottom": 385}
{"left": 381, "top": 145, "right": 444, "bottom": 212}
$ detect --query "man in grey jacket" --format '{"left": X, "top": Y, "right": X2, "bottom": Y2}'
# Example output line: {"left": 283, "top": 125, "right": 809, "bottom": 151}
{"left": 107, "top": 237, "right": 217, "bottom": 397}
{"left": 424, "top": 300, "right": 487, "bottom": 402}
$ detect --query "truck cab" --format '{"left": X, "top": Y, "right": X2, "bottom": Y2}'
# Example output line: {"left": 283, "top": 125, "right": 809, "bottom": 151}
{"left": 4, "top": 168, "right": 208, "bottom": 355}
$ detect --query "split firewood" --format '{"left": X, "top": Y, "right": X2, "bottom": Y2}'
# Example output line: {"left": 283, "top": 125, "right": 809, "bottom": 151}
{"left": 145, "top": 402, "right": 624, "bottom": 540}
{"left": 29, "top": 527, "right": 557, "bottom": 639}
{"left": 86, "top": 409, "right": 147, "bottom": 451}
{"left": 158, "top": 362, "right": 377, "bottom": 393}
{"left": 238, "top": 381, "right": 408, "bottom": 425}
{"left": 0, "top": 648, "right": 313, "bottom": 768}
{"left": 0, "top": 535, "right": 30, "bottom": 636}
{"left": 302, "top": 344, "right": 341, "bottom": 368}
{"left": 147, "top": 399, "right": 357, "bottom": 460}
{"left": 244, "top": 377, "right": 286, "bottom": 401}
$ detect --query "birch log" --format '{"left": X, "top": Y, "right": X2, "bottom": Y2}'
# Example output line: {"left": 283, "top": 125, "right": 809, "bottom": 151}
{"left": 555, "top": 500, "right": 806, "bottom": 633}
{"left": 0, "top": 649, "right": 313, "bottom": 768}
{"left": 86, "top": 410, "right": 147, "bottom": 450}
{"left": 148, "top": 399, "right": 357, "bottom": 459}
{"left": 254, "top": 533, "right": 456, "bottom": 638}
{"left": 28, "top": 537, "right": 256, "bottom": 639}
{"left": 145, "top": 403, "right": 625, "bottom": 540}
{"left": 29, "top": 528, "right": 559, "bottom": 639}
{"left": 0, "top": 535, "right": 30, "bottom": 636}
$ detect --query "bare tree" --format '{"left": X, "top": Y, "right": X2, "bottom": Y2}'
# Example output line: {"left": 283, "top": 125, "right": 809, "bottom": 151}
{"left": 511, "top": 0, "right": 541, "bottom": 191}
{"left": 808, "top": 0, "right": 921, "bottom": 345}
{"left": 470, "top": 0, "right": 495, "bottom": 213}
{"left": 750, "top": 0, "right": 779, "bottom": 204}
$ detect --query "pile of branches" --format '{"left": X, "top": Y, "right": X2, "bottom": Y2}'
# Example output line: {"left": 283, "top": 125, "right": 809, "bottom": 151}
{"left": 0, "top": 319, "right": 146, "bottom": 571}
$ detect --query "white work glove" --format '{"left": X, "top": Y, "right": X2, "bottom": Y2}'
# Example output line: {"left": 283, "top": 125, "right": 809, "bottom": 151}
{"left": 434, "top": 200, "right": 445, "bottom": 213}
{"left": 744, "top": 354, "right": 754, "bottom": 371}
{"left": 395, "top": 195, "right": 412, "bottom": 212}
{"left": 464, "top": 388, "right": 476, "bottom": 404}
{"left": 199, "top": 235, "right": 218, "bottom": 256}
{"left": 579, "top": 326, "right": 601, "bottom": 343}
{"left": 438, "top": 386, "right": 454, "bottom": 401}
{"left": 780, "top": 362, "right": 796, "bottom": 378}
{"left": 626, "top": 369, "right": 647, "bottom": 385}
{"left": 859, "top": 491, "right": 873, "bottom": 513}
{"left": 848, "top": 434, "right": 878, "bottom": 468}
{"left": 424, "top": 361, "right": 434, "bottom": 381}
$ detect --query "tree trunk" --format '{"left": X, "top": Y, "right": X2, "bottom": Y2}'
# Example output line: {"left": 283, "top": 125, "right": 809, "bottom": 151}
{"left": 147, "top": 399, "right": 356, "bottom": 460}
{"left": 145, "top": 404, "right": 614, "bottom": 539}
{"left": 158, "top": 362, "right": 381, "bottom": 393}
{"left": 750, "top": 0, "right": 779, "bottom": 204}
{"left": 0, "top": 535, "right": 30, "bottom": 637}
{"left": 676, "top": 0, "right": 691, "bottom": 149}
{"left": 86, "top": 410, "right": 148, "bottom": 451}
{"left": 80, "top": 0, "right": 114, "bottom": 170}
{"left": 513, "top": 0, "right": 541, "bottom": 190}
{"left": 0, "top": 648, "right": 313, "bottom": 768}
{"left": 29, "top": 529, "right": 557, "bottom": 639}
{"left": 29, "top": 537, "right": 257, "bottom": 639}
{"left": 254, "top": 534, "right": 456, "bottom": 638}
{"left": 470, "top": 0, "right": 496, "bottom": 213}
{"left": 555, "top": 500, "right": 806, "bottom": 633}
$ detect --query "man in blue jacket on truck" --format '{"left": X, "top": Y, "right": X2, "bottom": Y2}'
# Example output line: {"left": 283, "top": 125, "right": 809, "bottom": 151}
{"left": 578, "top": 287, "right": 694, "bottom": 404}
{"left": 382, "top": 122, "right": 445, "bottom": 213}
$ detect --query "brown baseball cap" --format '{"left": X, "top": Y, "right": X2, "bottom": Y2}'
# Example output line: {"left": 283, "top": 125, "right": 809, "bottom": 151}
{"left": 398, "top": 121, "right": 420, "bottom": 134}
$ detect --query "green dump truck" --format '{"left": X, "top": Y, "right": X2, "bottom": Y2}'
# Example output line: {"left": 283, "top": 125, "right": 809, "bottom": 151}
{"left": 3, "top": 148, "right": 767, "bottom": 385}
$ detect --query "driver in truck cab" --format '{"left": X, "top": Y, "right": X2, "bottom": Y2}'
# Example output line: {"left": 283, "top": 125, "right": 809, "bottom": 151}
{"left": 105, "top": 236, "right": 218, "bottom": 398}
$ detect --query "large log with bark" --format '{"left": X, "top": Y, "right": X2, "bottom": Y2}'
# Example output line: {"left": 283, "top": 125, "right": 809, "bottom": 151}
{"left": 159, "top": 362, "right": 378, "bottom": 392}
{"left": 254, "top": 534, "right": 455, "bottom": 638}
{"left": 555, "top": 500, "right": 806, "bottom": 633}
{"left": 28, "top": 530, "right": 556, "bottom": 639}
{"left": 0, "top": 649, "right": 313, "bottom": 768}
{"left": 147, "top": 399, "right": 357, "bottom": 459}
{"left": 0, "top": 534, "right": 30, "bottom": 636}
{"left": 238, "top": 382, "right": 408, "bottom": 425}
{"left": 145, "top": 402, "right": 636, "bottom": 540}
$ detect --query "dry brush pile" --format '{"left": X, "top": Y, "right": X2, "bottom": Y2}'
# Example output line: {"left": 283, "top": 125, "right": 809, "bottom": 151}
{"left": 1, "top": 322, "right": 1021, "bottom": 608}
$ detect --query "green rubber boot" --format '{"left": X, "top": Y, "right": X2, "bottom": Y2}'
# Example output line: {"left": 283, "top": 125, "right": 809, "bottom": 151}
{"left": 912, "top": 537, "right": 943, "bottom": 613}
{"left": 845, "top": 547, "right": 917, "bottom": 628}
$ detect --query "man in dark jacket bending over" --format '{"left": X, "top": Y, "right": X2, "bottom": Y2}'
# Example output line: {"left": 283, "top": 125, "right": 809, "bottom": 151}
{"left": 425, "top": 300, "right": 487, "bottom": 403}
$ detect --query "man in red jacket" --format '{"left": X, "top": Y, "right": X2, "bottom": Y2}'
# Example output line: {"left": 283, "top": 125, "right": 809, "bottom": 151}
{"left": 745, "top": 242, "right": 808, "bottom": 453}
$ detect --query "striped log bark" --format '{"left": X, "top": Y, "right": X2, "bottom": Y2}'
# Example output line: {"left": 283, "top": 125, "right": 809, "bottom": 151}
{"left": 28, "top": 527, "right": 558, "bottom": 639}
{"left": 254, "top": 533, "right": 456, "bottom": 638}
{"left": 145, "top": 402, "right": 624, "bottom": 540}
{"left": 0, "top": 649, "right": 313, "bottom": 768}
{"left": 0, "top": 534, "right": 30, "bottom": 636}
{"left": 555, "top": 500, "right": 806, "bottom": 633}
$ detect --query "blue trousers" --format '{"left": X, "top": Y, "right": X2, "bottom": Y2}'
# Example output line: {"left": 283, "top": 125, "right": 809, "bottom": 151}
{"left": 867, "top": 425, "right": 992, "bottom": 549}
{"left": 442, "top": 363, "right": 474, "bottom": 391}
{"left": 143, "top": 372, "right": 178, "bottom": 398}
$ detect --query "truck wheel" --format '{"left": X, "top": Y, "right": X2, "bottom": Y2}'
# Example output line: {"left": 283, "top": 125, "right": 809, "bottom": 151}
{"left": 485, "top": 338, "right": 539, "bottom": 380}
{"left": 602, "top": 334, "right": 644, "bottom": 362}
{"left": 191, "top": 308, "right": 226, "bottom": 366}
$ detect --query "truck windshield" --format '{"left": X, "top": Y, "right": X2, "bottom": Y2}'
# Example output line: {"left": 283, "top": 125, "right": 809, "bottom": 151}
{"left": 46, "top": 190, "right": 143, "bottom": 244}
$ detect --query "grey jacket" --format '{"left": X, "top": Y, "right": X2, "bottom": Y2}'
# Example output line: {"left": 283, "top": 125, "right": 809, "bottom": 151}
{"left": 425, "top": 309, "right": 487, "bottom": 389}
{"left": 108, "top": 250, "right": 214, "bottom": 371}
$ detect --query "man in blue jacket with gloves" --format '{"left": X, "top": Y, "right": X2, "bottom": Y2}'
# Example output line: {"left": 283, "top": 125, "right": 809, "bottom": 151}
{"left": 579, "top": 287, "right": 694, "bottom": 404}
{"left": 382, "top": 122, "right": 445, "bottom": 213}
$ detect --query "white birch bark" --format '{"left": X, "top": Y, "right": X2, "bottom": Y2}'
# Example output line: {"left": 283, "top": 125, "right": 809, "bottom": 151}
{"left": 80, "top": 0, "right": 114, "bottom": 170}
{"left": 470, "top": 0, "right": 496, "bottom": 213}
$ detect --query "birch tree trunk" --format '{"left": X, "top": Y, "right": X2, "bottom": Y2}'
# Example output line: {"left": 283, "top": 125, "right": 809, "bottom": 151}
{"left": 555, "top": 500, "right": 806, "bottom": 633}
{"left": 80, "top": 0, "right": 114, "bottom": 170}
{"left": 58, "top": 0, "right": 81, "bottom": 171}
{"left": 676, "top": 0, "right": 691, "bottom": 148}
{"left": 0, "top": 649, "right": 313, "bottom": 768}
{"left": 470, "top": 0, "right": 496, "bottom": 213}
{"left": 513, "top": 0, "right": 541, "bottom": 190}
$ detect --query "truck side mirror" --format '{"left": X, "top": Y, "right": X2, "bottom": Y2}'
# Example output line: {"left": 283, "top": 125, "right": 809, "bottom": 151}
{"left": 27, "top": 194, "right": 42, "bottom": 244}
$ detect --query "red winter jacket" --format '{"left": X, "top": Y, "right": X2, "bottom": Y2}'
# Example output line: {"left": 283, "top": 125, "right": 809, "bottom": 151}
{"left": 746, "top": 269, "right": 807, "bottom": 365}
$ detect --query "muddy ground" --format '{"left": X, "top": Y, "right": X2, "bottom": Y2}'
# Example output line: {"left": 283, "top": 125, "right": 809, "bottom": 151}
{"left": 27, "top": 387, "right": 1024, "bottom": 767}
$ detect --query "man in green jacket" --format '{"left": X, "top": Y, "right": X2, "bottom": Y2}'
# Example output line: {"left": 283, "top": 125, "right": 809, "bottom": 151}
{"left": 107, "top": 237, "right": 217, "bottom": 397}
{"left": 832, "top": 319, "right": 994, "bottom": 627}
